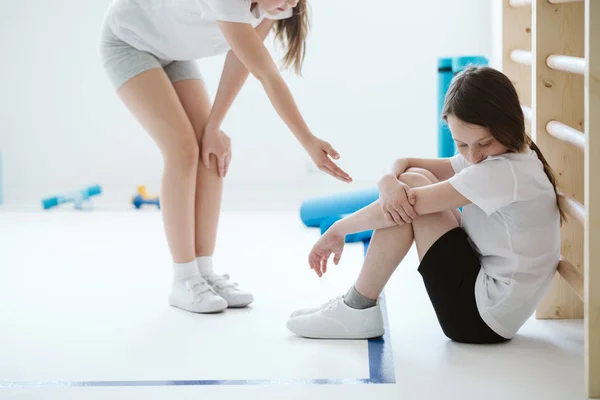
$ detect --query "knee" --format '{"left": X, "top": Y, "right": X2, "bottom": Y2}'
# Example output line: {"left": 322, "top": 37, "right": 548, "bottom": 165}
{"left": 398, "top": 171, "right": 432, "bottom": 188}
{"left": 405, "top": 167, "right": 439, "bottom": 183}
{"left": 165, "top": 137, "right": 200, "bottom": 172}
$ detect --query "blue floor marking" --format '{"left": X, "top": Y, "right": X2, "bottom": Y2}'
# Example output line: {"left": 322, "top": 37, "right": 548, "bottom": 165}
{"left": 1, "top": 241, "right": 395, "bottom": 388}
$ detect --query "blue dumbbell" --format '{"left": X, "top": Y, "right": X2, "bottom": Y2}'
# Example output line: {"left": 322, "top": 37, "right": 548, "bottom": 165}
{"left": 42, "top": 185, "right": 102, "bottom": 210}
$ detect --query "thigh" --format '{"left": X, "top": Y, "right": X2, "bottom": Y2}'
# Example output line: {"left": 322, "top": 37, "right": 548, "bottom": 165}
{"left": 171, "top": 78, "right": 213, "bottom": 142}
{"left": 412, "top": 212, "right": 460, "bottom": 261}
{"left": 117, "top": 68, "right": 198, "bottom": 158}
{"left": 398, "top": 171, "right": 459, "bottom": 260}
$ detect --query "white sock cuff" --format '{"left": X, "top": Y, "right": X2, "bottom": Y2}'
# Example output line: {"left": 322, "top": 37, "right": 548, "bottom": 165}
{"left": 174, "top": 260, "right": 199, "bottom": 280}
{"left": 196, "top": 256, "right": 214, "bottom": 275}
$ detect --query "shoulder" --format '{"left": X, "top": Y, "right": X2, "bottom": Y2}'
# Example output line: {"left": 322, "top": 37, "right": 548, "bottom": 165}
{"left": 460, "top": 155, "right": 516, "bottom": 183}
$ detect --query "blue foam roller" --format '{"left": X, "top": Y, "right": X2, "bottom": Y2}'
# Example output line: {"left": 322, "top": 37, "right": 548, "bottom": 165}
{"left": 300, "top": 187, "right": 379, "bottom": 228}
{"left": 319, "top": 215, "right": 343, "bottom": 235}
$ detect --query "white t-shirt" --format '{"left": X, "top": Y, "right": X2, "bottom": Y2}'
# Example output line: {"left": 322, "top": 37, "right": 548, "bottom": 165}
{"left": 103, "top": 0, "right": 293, "bottom": 61}
{"left": 447, "top": 149, "right": 561, "bottom": 339}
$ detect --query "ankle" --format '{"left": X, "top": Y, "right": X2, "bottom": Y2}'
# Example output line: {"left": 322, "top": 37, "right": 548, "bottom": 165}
{"left": 196, "top": 255, "right": 214, "bottom": 276}
{"left": 344, "top": 286, "right": 377, "bottom": 310}
{"left": 173, "top": 260, "right": 200, "bottom": 281}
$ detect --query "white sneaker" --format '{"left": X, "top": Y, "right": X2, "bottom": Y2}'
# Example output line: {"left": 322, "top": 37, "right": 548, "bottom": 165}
{"left": 169, "top": 276, "right": 228, "bottom": 313}
{"left": 289, "top": 295, "right": 344, "bottom": 318}
{"left": 286, "top": 296, "right": 385, "bottom": 339}
{"left": 204, "top": 274, "right": 254, "bottom": 308}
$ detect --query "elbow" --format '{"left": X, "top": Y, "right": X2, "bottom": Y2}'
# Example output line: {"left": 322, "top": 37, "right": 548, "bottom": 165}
{"left": 252, "top": 66, "right": 280, "bottom": 85}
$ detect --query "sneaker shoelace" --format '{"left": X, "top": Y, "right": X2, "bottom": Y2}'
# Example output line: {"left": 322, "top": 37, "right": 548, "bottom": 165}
{"left": 206, "top": 274, "right": 239, "bottom": 290}
{"left": 322, "top": 295, "right": 344, "bottom": 311}
{"left": 185, "top": 278, "right": 214, "bottom": 297}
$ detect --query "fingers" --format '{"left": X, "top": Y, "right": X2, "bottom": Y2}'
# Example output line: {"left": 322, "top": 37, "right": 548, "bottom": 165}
{"left": 403, "top": 204, "right": 417, "bottom": 220}
{"left": 224, "top": 154, "right": 230, "bottom": 177}
{"left": 217, "top": 155, "right": 226, "bottom": 178}
{"left": 202, "top": 149, "right": 211, "bottom": 170}
{"left": 407, "top": 187, "right": 417, "bottom": 205}
{"left": 325, "top": 143, "right": 340, "bottom": 160}
{"left": 392, "top": 209, "right": 405, "bottom": 224}
{"left": 323, "top": 160, "right": 352, "bottom": 183}
{"left": 333, "top": 251, "right": 342, "bottom": 265}
{"left": 402, "top": 187, "right": 417, "bottom": 217}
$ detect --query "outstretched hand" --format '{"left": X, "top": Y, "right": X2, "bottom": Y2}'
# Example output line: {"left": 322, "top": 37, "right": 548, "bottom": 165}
{"left": 303, "top": 136, "right": 352, "bottom": 183}
{"left": 308, "top": 229, "right": 346, "bottom": 277}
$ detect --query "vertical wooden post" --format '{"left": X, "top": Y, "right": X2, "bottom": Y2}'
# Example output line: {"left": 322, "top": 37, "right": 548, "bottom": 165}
{"left": 502, "top": 0, "right": 532, "bottom": 132}
{"left": 585, "top": 1, "right": 599, "bottom": 396}
{"left": 532, "top": 0, "right": 585, "bottom": 320}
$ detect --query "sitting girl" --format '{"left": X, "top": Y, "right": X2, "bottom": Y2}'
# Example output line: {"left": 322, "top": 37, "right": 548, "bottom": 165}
{"left": 286, "top": 66, "right": 564, "bottom": 344}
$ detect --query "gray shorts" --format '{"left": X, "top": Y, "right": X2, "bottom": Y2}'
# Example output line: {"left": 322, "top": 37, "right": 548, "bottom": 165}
{"left": 98, "top": 22, "right": 203, "bottom": 90}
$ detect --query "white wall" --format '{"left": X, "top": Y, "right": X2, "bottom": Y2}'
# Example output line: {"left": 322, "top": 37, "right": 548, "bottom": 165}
{"left": 0, "top": 0, "right": 492, "bottom": 210}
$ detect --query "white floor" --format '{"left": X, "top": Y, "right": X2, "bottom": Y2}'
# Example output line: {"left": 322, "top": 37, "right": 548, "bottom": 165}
{"left": 0, "top": 211, "right": 587, "bottom": 400}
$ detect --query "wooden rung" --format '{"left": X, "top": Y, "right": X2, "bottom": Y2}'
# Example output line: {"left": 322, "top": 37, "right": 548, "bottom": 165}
{"left": 558, "top": 193, "right": 585, "bottom": 225}
{"left": 510, "top": 50, "right": 532, "bottom": 66}
{"left": 546, "top": 120, "right": 585, "bottom": 150}
{"left": 509, "top": 0, "right": 531, "bottom": 7}
{"left": 546, "top": 54, "right": 586, "bottom": 75}
{"left": 557, "top": 260, "right": 584, "bottom": 301}
{"left": 548, "top": 0, "right": 583, "bottom": 3}
{"left": 522, "top": 105, "right": 533, "bottom": 123}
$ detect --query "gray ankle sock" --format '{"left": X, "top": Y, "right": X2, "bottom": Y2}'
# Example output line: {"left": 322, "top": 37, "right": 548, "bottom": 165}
{"left": 344, "top": 286, "right": 377, "bottom": 310}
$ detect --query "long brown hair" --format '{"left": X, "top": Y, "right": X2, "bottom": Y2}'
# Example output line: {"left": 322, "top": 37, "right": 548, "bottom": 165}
{"left": 274, "top": 0, "right": 310, "bottom": 75}
{"left": 441, "top": 66, "right": 565, "bottom": 223}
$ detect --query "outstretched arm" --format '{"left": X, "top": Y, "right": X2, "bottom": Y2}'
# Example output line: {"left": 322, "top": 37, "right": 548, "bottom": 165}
{"left": 206, "top": 19, "right": 275, "bottom": 131}
{"left": 216, "top": 21, "right": 311, "bottom": 144}
{"left": 216, "top": 20, "right": 351, "bottom": 182}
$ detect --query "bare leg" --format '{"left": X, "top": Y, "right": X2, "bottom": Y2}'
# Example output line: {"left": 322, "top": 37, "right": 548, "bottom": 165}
{"left": 355, "top": 171, "right": 459, "bottom": 300}
{"left": 171, "top": 79, "right": 222, "bottom": 257}
{"left": 117, "top": 69, "right": 198, "bottom": 263}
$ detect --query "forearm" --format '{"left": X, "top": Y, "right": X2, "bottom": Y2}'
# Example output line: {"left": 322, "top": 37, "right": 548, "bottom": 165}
{"left": 330, "top": 200, "right": 398, "bottom": 237}
{"left": 206, "top": 51, "right": 250, "bottom": 129}
{"left": 258, "top": 72, "right": 313, "bottom": 145}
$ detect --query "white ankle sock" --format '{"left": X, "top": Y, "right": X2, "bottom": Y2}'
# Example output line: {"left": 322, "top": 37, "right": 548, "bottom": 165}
{"left": 196, "top": 256, "right": 214, "bottom": 276}
{"left": 173, "top": 260, "right": 200, "bottom": 281}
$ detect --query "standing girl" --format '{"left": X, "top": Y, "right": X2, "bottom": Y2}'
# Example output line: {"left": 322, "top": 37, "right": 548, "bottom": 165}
{"left": 99, "top": 0, "right": 352, "bottom": 314}
{"left": 287, "top": 66, "right": 563, "bottom": 343}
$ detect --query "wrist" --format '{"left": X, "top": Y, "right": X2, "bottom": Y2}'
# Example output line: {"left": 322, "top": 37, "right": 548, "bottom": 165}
{"left": 298, "top": 132, "right": 315, "bottom": 147}
{"left": 329, "top": 220, "right": 348, "bottom": 238}
{"left": 205, "top": 123, "right": 221, "bottom": 136}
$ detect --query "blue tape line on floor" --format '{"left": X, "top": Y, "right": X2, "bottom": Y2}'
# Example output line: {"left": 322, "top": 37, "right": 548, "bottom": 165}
{"left": 1, "top": 242, "right": 395, "bottom": 388}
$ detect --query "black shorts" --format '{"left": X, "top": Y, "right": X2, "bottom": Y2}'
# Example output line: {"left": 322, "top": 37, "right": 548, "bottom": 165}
{"left": 418, "top": 227, "right": 509, "bottom": 344}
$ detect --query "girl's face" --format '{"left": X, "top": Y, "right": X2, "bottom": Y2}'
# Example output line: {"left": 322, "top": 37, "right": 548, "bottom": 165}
{"left": 255, "top": 0, "right": 298, "bottom": 13}
{"left": 447, "top": 114, "right": 509, "bottom": 164}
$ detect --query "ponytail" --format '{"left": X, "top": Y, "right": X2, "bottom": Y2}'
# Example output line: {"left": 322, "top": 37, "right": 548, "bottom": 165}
{"left": 274, "top": 0, "right": 310, "bottom": 75}
{"left": 525, "top": 135, "right": 566, "bottom": 224}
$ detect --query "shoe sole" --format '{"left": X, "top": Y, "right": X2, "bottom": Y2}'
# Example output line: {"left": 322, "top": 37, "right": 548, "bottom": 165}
{"left": 286, "top": 321, "right": 385, "bottom": 340}
{"left": 169, "top": 301, "right": 227, "bottom": 314}
{"left": 227, "top": 302, "right": 253, "bottom": 308}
